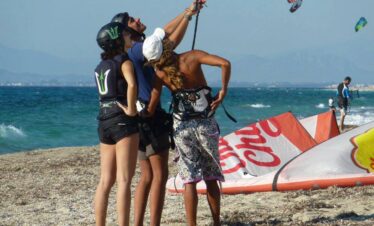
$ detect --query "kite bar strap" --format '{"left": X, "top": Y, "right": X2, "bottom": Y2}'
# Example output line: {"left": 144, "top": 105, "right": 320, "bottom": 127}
{"left": 221, "top": 103, "right": 237, "bottom": 123}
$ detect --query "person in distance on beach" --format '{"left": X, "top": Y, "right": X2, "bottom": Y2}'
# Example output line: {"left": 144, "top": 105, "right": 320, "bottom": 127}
{"left": 143, "top": 26, "right": 231, "bottom": 226}
{"left": 94, "top": 22, "right": 139, "bottom": 226}
{"left": 113, "top": 1, "right": 206, "bottom": 225}
{"left": 328, "top": 97, "right": 336, "bottom": 111}
{"left": 337, "top": 76, "right": 352, "bottom": 131}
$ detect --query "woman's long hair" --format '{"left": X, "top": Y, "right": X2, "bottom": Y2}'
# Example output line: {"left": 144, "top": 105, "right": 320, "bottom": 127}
{"left": 100, "top": 49, "right": 122, "bottom": 60}
{"left": 100, "top": 39, "right": 124, "bottom": 60}
{"left": 148, "top": 39, "right": 184, "bottom": 89}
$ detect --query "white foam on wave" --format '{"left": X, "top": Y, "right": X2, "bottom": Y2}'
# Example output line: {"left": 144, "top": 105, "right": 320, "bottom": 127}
{"left": 315, "top": 103, "right": 325, "bottom": 109}
{"left": 336, "top": 112, "right": 374, "bottom": 126}
{"left": 346, "top": 114, "right": 374, "bottom": 125}
{"left": 358, "top": 106, "right": 374, "bottom": 110}
{"left": 334, "top": 104, "right": 374, "bottom": 125}
{"left": 0, "top": 124, "right": 26, "bottom": 138}
{"left": 246, "top": 103, "right": 271, "bottom": 108}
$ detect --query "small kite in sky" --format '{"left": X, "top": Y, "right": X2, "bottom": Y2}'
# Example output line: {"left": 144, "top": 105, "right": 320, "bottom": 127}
{"left": 355, "top": 17, "right": 368, "bottom": 32}
{"left": 289, "top": 0, "right": 303, "bottom": 13}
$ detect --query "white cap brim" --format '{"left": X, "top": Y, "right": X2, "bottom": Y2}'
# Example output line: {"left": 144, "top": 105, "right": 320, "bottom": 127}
{"left": 142, "top": 27, "right": 166, "bottom": 61}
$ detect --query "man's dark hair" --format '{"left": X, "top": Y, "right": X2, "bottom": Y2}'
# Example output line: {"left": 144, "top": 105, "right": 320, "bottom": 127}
{"left": 344, "top": 76, "right": 351, "bottom": 82}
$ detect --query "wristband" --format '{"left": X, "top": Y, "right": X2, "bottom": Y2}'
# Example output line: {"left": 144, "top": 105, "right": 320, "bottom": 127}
{"left": 184, "top": 14, "right": 192, "bottom": 21}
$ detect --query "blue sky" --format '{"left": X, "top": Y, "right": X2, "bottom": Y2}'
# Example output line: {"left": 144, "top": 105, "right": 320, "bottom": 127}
{"left": 1, "top": 0, "right": 373, "bottom": 83}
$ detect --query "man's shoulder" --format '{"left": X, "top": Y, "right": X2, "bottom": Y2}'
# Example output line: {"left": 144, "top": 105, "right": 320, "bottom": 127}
{"left": 128, "top": 42, "right": 144, "bottom": 61}
{"left": 130, "top": 42, "right": 144, "bottom": 51}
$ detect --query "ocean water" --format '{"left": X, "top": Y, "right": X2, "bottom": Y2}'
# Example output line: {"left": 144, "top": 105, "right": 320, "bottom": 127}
{"left": 1, "top": 87, "right": 374, "bottom": 154}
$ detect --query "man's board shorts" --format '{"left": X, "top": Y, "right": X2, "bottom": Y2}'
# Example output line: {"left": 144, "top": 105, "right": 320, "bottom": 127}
{"left": 173, "top": 117, "right": 224, "bottom": 184}
{"left": 138, "top": 108, "right": 172, "bottom": 160}
{"left": 338, "top": 97, "right": 348, "bottom": 115}
{"left": 98, "top": 113, "right": 139, "bottom": 145}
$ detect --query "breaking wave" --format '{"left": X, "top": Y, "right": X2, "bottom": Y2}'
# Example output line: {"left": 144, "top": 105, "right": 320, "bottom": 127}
{"left": 247, "top": 103, "right": 271, "bottom": 108}
{"left": 315, "top": 103, "right": 326, "bottom": 109}
{"left": 0, "top": 124, "right": 26, "bottom": 138}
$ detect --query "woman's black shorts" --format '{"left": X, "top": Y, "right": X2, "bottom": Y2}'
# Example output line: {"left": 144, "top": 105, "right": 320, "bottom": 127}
{"left": 98, "top": 114, "right": 139, "bottom": 145}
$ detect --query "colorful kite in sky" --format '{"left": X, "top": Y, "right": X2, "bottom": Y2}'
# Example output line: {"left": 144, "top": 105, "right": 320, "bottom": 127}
{"left": 289, "top": 0, "right": 303, "bottom": 13}
{"left": 355, "top": 17, "right": 368, "bottom": 32}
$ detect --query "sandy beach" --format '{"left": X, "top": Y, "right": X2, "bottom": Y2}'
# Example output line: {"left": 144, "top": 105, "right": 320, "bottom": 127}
{"left": 1, "top": 145, "right": 374, "bottom": 226}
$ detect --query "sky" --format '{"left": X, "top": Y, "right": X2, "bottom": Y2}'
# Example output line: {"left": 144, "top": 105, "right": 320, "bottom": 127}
{"left": 0, "top": 0, "right": 373, "bottom": 81}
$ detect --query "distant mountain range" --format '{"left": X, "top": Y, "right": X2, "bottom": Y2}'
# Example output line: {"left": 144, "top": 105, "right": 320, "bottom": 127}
{"left": 0, "top": 68, "right": 93, "bottom": 86}
{"left": 227, "top": 52, "right": 373, "bottom": 84}
{"left": 0, "top": 44, "right": 94, "bottom": 86}
{"left": 0, "top": 42, "right": 373, "bottom": 86}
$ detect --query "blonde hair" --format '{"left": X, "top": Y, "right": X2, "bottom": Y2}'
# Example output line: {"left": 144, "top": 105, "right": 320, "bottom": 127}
{"left": 148, "top": 39, "right": 184, "bottom": 89}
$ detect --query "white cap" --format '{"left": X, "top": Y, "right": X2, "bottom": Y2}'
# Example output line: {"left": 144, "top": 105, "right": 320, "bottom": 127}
{"left": 142, "top": 28, "right": 165, "bottom": 61}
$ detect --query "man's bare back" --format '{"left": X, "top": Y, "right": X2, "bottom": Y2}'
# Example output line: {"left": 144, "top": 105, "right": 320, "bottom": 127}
{"left": 156, "top": 50, "right": 208, "bottom": 91}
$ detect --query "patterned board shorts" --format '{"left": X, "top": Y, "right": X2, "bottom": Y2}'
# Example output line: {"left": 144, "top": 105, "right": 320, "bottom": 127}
{"left": 173, "top": 117, "right": 224, "bottom": 184}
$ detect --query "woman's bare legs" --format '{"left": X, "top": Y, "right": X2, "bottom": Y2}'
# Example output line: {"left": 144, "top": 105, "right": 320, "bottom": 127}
{"left": 184, "top": 182, "right": 198, "bottom": 226}
{"left": 95, "top": 143, "right": 117, "bottom": 226}
{"left": 116, "top": 133, "right": 139, "bottom": 226}
{"left": 205, "top": 180, "right": 221, "bottom": 226}
{"left": 134, "top": 159, "right": 153, "bottom": 226}
{"left": 148, "top": 150, "right": 169, "bottom": 226}
{"left": 134, "top": 150, "right": 169, "bottom": 226}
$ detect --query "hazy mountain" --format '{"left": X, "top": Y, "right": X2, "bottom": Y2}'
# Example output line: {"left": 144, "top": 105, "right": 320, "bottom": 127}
{"left": 319, "top": 36, "right": 374, "bottom": 72}
{"left": 0, "top": 44, "right": 95, "bottom": 76}
{"left": 0, "top": 68, "right": 94, "bottom": 86}
{"left": 206, "top": 36, "right": 374, "bottom": 85}
{"left": 206, "top": 51, "right": 373, "bottom": 85}
{"left": 0, "top": 44, "right": 96, "bottom": 86}
{"left": 1, "top": 43, "right": 373, "bottom": 86}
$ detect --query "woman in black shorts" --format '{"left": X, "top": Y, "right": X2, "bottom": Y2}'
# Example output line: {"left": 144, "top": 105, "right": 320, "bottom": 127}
{"left": 94, "top": 22, "right": 139, "bottom": 226}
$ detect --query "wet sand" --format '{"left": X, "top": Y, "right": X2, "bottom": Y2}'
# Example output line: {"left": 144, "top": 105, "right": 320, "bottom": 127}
{"left": 1, "top": 145, "right": 373, "bottom": 225}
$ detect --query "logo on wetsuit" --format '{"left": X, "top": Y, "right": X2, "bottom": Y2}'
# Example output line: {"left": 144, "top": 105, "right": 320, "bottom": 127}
{"left": 95, "top": 69, "right": 111, "bottom": 95}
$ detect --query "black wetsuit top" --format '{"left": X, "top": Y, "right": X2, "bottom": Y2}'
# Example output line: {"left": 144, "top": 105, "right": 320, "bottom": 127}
{"left": 172, "top": 86, "right": 215, "bottom": 121}
{"left": 94, "top": 54, "right": 129, "bottom": 120}
{"left": 337, "top": 82, "right": 350, "bottom": 109}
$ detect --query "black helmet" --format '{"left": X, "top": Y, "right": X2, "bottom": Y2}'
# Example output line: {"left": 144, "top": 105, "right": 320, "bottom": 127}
{"left": 111, "top": 12, "right": 145, "bottom": 41}
{"left": 111, "top": 12, "right": 129, "bottom": 28}
{"left": 96, "top": 22, "right": 125, "bottom": 51}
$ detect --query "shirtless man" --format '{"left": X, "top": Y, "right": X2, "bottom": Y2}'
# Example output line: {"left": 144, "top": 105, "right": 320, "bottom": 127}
{"left": 143, "top": 27, "right": 231, "bottom": 226}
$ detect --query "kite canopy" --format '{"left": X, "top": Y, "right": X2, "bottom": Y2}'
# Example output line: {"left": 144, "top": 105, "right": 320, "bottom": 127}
{"left": 289, "top": 0, "right": 303, "bottom": 13}
{"left": 167, "top": 111, "right": 374, "bottom": 194}
{"left": 355, "top": 17, "right": 368, "bottom": 32}
{"left": 300, "top": 111, "right": 340, "bottom": 144}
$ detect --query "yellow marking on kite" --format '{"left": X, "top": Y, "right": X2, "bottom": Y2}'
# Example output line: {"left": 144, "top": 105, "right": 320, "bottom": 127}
{"left": 353, "top": 129, "right": 374, "bottom": 173}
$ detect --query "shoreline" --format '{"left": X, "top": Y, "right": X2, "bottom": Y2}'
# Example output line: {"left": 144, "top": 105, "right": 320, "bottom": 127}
{"left": 324, "top": 85, "right": 374, "bottom": 92}
{"left": 0, "top": 124, "right": 362, "bottom": 156}
{"left": 1, "top": 146, "right": 374, "bottom": 225}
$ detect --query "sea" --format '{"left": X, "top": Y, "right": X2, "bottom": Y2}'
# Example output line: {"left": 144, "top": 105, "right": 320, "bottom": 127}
{"left": 1, "top": 86, "right": 374, "bottom": 154}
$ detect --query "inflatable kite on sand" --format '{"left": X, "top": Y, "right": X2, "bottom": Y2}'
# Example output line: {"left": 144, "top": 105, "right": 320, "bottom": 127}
{"left": 167, "top": 111, "right": 374, "bottom": 194}
{"left": 300, "top": 111, "right": 340, "bottom": 144}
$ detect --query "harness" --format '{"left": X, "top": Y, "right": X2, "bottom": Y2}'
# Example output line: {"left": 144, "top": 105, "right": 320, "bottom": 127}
{"left": 172, "top": 86, "right": 214, "bottom": 121}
